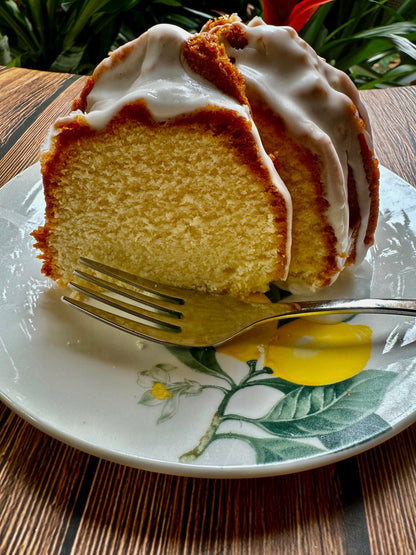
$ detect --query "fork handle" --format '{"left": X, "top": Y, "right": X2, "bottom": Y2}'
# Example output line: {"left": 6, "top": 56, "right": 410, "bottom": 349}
{"left": 272, "top": 298, "right": 416, "bottom": 319}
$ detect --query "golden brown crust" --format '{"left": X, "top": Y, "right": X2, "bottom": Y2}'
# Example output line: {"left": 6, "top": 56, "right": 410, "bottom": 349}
{"left": 359, "top": 132, "right": 380, "bottom": 246}
{"left": 184, "top": 32, "right": 248, "bottom": 106}
{"left": 33, "top": 114, "right": 97, "bottom": 282}
{"left": 346, "top": 165, "right": 361, "bottom": 265}
{"left": 201, "top": 15, "right": 249, "bottom": 50}
{"left": 344, "top": 103, "right": 379, "bottom": 264}
{"left": 31, "top": 224, "right": 59, "bottom": 280}
{"left": 72, "top": 77, "right": 94, "bottom": 111}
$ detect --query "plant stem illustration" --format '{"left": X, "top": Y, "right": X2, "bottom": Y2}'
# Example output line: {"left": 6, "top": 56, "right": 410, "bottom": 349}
{"left": 137, "top": 341, "right": 395, "bottom": 464}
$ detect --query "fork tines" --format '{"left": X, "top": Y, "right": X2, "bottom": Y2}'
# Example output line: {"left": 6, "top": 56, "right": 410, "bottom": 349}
{"left": 62, "top": 258, "right": 186, "bottom": 344}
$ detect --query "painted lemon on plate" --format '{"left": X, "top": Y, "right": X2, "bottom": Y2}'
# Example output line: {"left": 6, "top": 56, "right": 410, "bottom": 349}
{"left": 218, "top": 318, "right": 372, "bottom": 386}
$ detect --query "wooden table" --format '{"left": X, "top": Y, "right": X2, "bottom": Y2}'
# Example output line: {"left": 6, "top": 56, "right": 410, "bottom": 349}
{"left": 1, "top": 65, "right": 416, "bottom": 554}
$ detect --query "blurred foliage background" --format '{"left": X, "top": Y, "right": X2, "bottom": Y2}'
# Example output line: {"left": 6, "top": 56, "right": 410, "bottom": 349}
{"left": 0, "top": 0, "right": 415, "bottom": 88}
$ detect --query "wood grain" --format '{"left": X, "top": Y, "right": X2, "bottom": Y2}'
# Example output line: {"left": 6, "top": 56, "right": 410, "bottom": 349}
{"left": 0, "top": 66, "right": 416, "bottom": 554}
{"left": 0, "top": 404, "right": 354, "bottom": 555}
{"left": 359, "top": 427, "right": 416, "bottom": 553}
{"left": 70, "top": 463, "right": 353, "bottom": 554}
{"left": 0, "top": 67, "right": 86, "bottom": 187}
{"left": 361, "top": 87, "right": 416, "bottom": 187}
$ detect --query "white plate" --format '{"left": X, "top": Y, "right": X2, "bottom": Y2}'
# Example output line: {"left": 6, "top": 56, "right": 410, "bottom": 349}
{"left": 2, "top": 164, "right": 416, "bottom": 478}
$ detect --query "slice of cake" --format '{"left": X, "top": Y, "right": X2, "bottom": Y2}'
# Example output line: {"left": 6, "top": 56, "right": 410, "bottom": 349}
{"left": 32, "top": 23, "right": 292, "bottom": 298}
{"left": 189, "top": 15, "right": 379, "bottom": 292}
{"left": 32, "top": 16, "right": 379, "bottom": 297}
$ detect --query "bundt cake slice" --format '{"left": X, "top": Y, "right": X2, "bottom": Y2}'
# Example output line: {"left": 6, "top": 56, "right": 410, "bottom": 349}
{"left": 33, "top": 17, "right": 379, "bottom": 297}
{"left": 196, "top": 15, "right": 379, "bottom": 293}
{"left": 32, "top": 23, "right": 292, "bottom": 298}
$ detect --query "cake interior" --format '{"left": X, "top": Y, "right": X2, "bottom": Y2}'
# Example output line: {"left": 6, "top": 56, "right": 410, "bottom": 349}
{"left": 36, "top": 106, "right": 289, "bottom": 297}
{"left": 249, "top": 98, "right": 339, "bottom": 290}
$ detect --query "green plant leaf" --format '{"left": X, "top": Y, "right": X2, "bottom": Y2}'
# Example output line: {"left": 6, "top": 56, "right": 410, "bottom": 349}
{"left": 154, "top": 0, "right": 182, "bottom": 6}
{"left": 389, "top": 34, "right": 416, "bottom": 61}
{"left": 164, "top": 13, "right": 205, "bottom": 29}
{"left": 25, "top": 0, "right": 45, "bottom": 43}
{"left": 0, "top": 33, "right": 12, "bottom": 64}
{"left": 303, "top": 0, "right": 416, "bottom": 86}
{"left": 335, "top": 39, "right": 394, "bottom": 71}
{"left": 62, "top": 0, "right": 112, "bottom": 48}
{"left": 384, "top": 0, "right": 416, "bottom": 23}
{"left": 0, "top": 1, "right": 39, "bottom": 51}
{"left": 49, "top": 44, "right": 87, "bottom": 72}
{"left": 351, "top": 22, "right": 416, "bottom": 40}
{"left": 300, "top": 2, "right": 332, "bottom": 48}
{"left": 357, "top": 63, "right": 416, "bottom": 89}
{"left": 249, "top": 370, "right": 396, "bottom": 438}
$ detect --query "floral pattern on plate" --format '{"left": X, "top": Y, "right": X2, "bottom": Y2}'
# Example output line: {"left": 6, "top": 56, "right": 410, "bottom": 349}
{"left": 137, "top": 318, "right": 394, "bottom": 464}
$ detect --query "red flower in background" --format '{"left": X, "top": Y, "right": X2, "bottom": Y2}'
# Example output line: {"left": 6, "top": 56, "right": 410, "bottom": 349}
{"left": 262, "top": 0, "right": 333, "bottom": 32}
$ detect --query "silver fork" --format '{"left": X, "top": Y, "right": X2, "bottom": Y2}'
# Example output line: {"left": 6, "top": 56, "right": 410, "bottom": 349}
{"left": 62, "top": 257, "right": 416, "bottom": 348}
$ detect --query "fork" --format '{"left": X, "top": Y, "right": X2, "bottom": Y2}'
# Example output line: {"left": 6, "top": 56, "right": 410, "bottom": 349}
{"left": 62, "top": 257, "right": 416, "bottom": 348}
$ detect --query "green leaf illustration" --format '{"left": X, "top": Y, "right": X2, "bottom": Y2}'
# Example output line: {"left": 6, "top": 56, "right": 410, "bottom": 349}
{"left": 246, "top": 374, "right": 300, "bottom": 394}
{"left": 167, "top": 346, "right": 232, "bottom": 382}
{"left": 247, "top": 370, "right": 396, "bottom": 438}
{"left": 319, "top": 412, "right": 391, "bottom": 451}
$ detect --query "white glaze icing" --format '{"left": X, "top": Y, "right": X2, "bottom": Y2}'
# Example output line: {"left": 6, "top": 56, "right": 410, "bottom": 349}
{"left": 222, "top": 17, "right": 374, "bottom": 273}
{"left": 84, "top": 24, "right": 248, "bottom": 126}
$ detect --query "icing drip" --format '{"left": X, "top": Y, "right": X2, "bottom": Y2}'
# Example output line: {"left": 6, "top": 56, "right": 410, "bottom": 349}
{"left": 225, "top": 18, "right": 373, "bottom": 269}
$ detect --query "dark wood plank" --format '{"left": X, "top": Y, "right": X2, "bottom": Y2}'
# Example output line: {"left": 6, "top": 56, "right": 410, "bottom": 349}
{"left": 1, "top": 399, "right": 369, "bottom": 554}
{"left": 358, "top": 425, "right": 416, "bottom": 553}
{"left": 1, "top": 393, "right": 352, "bottom": 554}
{"left": 0, "top": 405, "right": 97, "bottom": 554}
